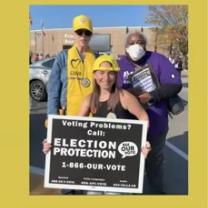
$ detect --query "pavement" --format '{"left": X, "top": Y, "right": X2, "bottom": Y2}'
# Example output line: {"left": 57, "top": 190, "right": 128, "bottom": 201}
{"left": 29, "top": 70, "right": 188, "bottom": 195}
{"left": 181, "top": 69, "right": 188, "bottom": 77}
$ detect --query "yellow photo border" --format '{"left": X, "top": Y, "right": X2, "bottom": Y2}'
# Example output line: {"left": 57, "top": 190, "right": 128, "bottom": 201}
{"left": 0, "top": 0, "right": 207, "bottom": 208}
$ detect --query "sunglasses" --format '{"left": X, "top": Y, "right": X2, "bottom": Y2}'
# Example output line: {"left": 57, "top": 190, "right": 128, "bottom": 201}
{"left": 76, "top": 29, "right": 92, "bottom": 37}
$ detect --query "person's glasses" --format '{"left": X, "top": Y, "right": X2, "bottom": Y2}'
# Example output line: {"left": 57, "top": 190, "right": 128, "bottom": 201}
{"left": 76, "top": 29, "right": 92, "bottom": 37}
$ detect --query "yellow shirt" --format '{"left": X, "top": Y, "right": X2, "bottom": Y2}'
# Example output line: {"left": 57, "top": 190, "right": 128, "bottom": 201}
{"left": 66, "top": 46, "right": 95, "bottom": 115}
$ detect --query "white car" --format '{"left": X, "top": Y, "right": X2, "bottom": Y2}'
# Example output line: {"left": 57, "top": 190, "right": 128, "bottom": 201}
{"left": 29, "top": 57, "right": 55, "bottom": 101}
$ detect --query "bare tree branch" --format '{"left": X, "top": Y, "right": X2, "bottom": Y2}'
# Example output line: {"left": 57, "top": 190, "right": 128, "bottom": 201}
{"left": 145, "top": 5, "right": 188, "bottom": 57}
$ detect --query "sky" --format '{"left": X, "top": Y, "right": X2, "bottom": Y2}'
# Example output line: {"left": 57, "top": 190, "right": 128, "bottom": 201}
{"left": 29, "top": 5, "right": 151, "bottom": 30}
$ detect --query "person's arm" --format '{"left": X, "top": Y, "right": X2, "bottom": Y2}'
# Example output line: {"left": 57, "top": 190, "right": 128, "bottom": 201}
{"left": 149, "top": 54, "right": 182, "bottom": 103}
{"left": 141, "top": 141, "right": 151, "bottom": 158}
{"left": 120, "top": 90, "right": 150, "bottom": 158}
{"left": 120, "top": 90, "right": 149, "bottom": 123}
{"left": 47, "top": 51, "right": 66, "bottom": 115}
{"left": 77, "top": 94, "right": 91, "bottom": 116}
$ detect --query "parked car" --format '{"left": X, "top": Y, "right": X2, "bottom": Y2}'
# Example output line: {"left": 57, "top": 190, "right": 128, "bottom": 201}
{"left": 29, "top": 57, "right": 55, "bottom": 101}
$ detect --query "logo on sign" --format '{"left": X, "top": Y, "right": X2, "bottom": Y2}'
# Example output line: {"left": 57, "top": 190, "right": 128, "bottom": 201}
{"left": 118, "top": 142, "right": 138, "bottom": 158}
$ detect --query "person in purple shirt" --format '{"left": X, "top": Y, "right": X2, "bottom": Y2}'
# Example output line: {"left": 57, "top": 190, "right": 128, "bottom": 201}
{"left": 117, "top": 31, "right": 182, "bottom": 194}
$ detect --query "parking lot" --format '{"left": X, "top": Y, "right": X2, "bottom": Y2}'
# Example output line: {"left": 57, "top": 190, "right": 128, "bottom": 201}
{"left": 29, "top": 71, "right": 188, "bottom": 195}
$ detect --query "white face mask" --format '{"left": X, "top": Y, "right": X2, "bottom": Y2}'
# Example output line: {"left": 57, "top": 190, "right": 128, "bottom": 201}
{"left": 126, "top": 44, "right": 145, "bottom": 61}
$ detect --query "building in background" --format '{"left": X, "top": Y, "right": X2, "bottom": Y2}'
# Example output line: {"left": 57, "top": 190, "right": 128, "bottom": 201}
{"left": 30, "top": 26, "right": 172, "bottom": 58}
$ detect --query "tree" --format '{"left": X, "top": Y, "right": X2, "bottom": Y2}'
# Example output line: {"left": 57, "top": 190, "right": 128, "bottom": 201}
{"left": 145, "top": 5, "right": 188, "bottom": 68}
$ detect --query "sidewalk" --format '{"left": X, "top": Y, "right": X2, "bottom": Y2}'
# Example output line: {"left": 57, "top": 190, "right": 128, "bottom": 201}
{"left": 181, "top": 70, "right": 188, "bottom": 78}
{"left": 30, "top": 174, "right": 60, "bottom": 195}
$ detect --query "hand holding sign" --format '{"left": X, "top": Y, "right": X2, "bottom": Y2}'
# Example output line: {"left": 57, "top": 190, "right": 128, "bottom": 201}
{"left": 42, "top": 139, "right": 51, "bottom": 154}
{"left": 138, "top": 92, "right": 152, "bottom": 104}
{"left": 141, "top": 141, "right": 151, "bottom": 158}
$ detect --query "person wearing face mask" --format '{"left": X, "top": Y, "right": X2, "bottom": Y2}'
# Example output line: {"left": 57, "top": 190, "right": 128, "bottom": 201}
{"left": 117, "top": 31, "right": 182, "bottom": 194}
{"left": 46, "top": 14, "right": 95, "bottom": 194}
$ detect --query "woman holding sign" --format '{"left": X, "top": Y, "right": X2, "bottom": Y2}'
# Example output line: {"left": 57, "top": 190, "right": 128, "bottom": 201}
{"left": 43, "top": 54, "right": 150, "bottom": 195}
{"left": 78, "top": 54, "right": 150, "bottom": 195}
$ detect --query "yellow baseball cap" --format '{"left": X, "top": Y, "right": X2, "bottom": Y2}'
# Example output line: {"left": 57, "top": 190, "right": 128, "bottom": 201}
{"left": 92, "top": 54, "right": 119, "bottom": 72}
{"left": 72, "top": 14, "right": 93, "bottom": 32}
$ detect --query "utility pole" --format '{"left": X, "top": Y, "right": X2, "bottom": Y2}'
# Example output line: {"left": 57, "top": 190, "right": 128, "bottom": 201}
{"left": 34, "top": 32, "right": 37, "bottom": 53}
{"left": 154, "top": 27, "right": 158, "bottom": 52}
{"left": 42, "top": 32, "right": 44, "bottom": 57}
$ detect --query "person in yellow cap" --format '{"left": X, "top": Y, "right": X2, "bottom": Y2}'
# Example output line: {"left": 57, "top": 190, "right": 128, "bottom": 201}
{"left": 43, "top": 54, "right": 151, "bottom": 195}
{"left": 47, "top": 14, "right": 95, "bottom": 118}
{"left": 46, "top": 14, "right": 95, "bottom": 195}
{"left": 78, "top": 54, "right": 149, "bottom": 123}
{"left": 78, "top": 54, "right": 150, "bottom": 195}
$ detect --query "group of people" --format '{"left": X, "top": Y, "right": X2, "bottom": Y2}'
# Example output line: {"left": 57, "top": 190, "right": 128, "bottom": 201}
{"left": 42, "top": 14, "right": 182, "bottom": 194}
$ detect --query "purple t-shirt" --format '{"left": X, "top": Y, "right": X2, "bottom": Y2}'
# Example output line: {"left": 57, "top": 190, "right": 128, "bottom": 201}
{"left": 117, "top": 51, "right": 182, "bottom": 138}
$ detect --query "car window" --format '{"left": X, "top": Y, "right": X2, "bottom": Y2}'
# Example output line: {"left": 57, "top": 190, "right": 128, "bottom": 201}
{"left": 42, "top": 59, "right": 55, "bottom": 68}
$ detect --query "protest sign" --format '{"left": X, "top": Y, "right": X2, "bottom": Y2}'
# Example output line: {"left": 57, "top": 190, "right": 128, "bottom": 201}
{"left": 44, "top": 115, "right": 148, "bottom": 193}
{"left": 128, "top": 64, "right": 160, "bottom": 95}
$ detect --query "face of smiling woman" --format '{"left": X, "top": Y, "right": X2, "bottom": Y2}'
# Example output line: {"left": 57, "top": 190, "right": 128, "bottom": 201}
{"left": 74, "top": 29, "right": 92, "bottom": 51}
{"left": 93, "top": 62, "right": 117, "bottom": 91}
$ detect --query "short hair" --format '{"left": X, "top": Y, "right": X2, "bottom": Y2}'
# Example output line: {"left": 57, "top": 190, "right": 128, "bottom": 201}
{"left": 125, "top": 31, "right": 147, "bottom": 48}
